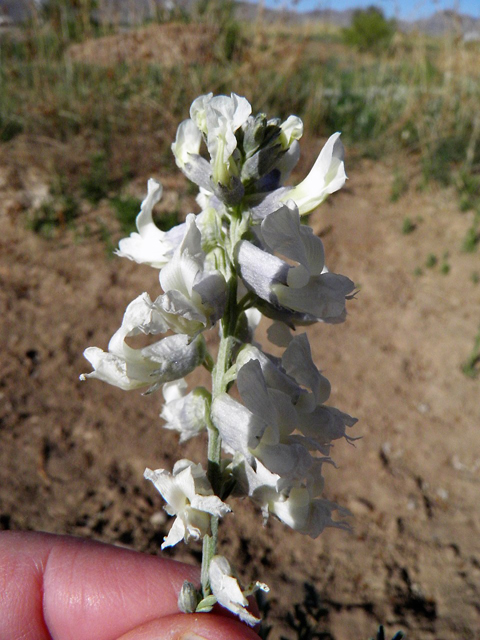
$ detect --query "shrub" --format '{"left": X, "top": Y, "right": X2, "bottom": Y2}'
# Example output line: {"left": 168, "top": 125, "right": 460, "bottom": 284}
{"left": 342, "top": 6, "right": 396, "bottom": 53}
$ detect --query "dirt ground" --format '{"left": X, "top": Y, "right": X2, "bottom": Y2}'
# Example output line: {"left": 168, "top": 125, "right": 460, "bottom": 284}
{"left": 1, "top": 132, "right": 480, "bottom": 638}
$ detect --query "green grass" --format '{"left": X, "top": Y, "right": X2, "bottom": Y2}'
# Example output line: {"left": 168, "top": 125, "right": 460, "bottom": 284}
{"left": 110, "top": 196, "right": 141, "bottom": 235}
{"left": 402, "top": 217, "right": 416, "bottom": 234}
{"left": 462, "top": 328, "right": 480, "bottom": 379}
{"left": 425, "top": 253, "right": 438, "bottom": 268}
{"left": 390, "top": 168, "right": 408, "bottom": 202}
{"left": 440, "top": 252, "right": 451, "bottom": 275}
{"left": 2, "top": 18, "right": 480, "bottom": 172}
{"left": 25, "top": 175, "right": 80, "bottom": 238}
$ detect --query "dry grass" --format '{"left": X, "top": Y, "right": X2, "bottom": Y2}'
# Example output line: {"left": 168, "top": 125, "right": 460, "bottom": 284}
{"left": 1, "top": 12, "right": 480, "bottom": 207}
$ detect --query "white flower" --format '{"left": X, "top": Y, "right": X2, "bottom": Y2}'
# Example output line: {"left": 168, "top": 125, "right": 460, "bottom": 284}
{"left": 160, "top": 379, "right": 209, "bottom": 442}
{"left": 236, "top": 344, "right": 303, "bottom": 402}
{"left": 171, "top": 119, "right": 202, "bottom": 170}
{"left": 171, "top": 118, "right": 213, "bottom": 191}
{"left": 206, "top": 94, "right": 252, "bottom": 182}
{"left": 209, "top": 555, "right": 268, "bottom": 626}
{"left": 270, "top": 486, "right": 351, "bottom": 537}
{"left": 281, "top": 333, "right": 331, "bottom": 412}
{"left": 212, "top": 360, "right": 313, "bottom": 485}
{"left": 296, "top": 405, "right": 359, "bottom": 451}
{"left": 116, "top": 179, "right": 175, "bottom": 269}
{"left": 80, "top": 293, "right": 206, "bottom": 392}
{"left": 236, "top": 201, "right": 355, "bottom": 323}
{"left": 190, "top": 92, "right": 214, "bottom": 134}
{"left": 193, "top": 93, "right": 252, "bottom": 186}
{"left": 236, "top": 339, "right": 357, "bottom": 451}
{"left": 279, "top": 115, "right": 303, "bottom": 149}
{"left": 214, "top": 338, "right": 357, "bottom": 493}
{"left": 156, "top": 214, "right": 227, "bottom": 335}
{"left": 266, "top": 320, "right": 293, "bottom": 347}
{"left": 282, "top": 132, "right": 346, "bottom": 215}
{"left": 237, "top": 334, "right": 331, "bottom": 413}
{"left": 248, "top": 132, "right": 346, "bottom": 220}
{"left": 234, "top": 456, "right": 350, "bottom": 537}
{"left": 144, "top": 460, "right": 230, "bottom": 549}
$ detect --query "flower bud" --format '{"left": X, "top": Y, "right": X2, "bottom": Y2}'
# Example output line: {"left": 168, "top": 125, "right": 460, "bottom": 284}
{"left": 178, "top": 581, "right": 200, "bottom": 613}
{"left": 243, "top": 113, "right": 267, "bottom": 157}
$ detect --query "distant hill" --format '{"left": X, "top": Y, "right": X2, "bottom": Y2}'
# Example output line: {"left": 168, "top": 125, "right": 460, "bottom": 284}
{"left": 1, "top": 0, "right": 479, "bottom": 38}
{"left": 0, "top": 0, "right": 34, "bottom": 23}
{"left": 399, "top": 9, "right": 480, "bottom": 36}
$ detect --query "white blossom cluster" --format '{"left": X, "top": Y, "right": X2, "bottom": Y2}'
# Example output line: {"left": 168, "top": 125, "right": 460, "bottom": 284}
{"left": 81, "top": 93, "right": 357, "bottom": 626}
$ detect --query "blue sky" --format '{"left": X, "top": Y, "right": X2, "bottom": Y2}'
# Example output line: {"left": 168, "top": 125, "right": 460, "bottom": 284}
{"left": 253, "top": 0, "right": 480, "bottom": 20}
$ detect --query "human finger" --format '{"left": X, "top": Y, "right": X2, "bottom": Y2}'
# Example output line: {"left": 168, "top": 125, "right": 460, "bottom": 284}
{"left": 0, "top": 530, "right": 198, "bottom": 640}
{"left": 116, "top": 610, "right": 260, "bottom": 640}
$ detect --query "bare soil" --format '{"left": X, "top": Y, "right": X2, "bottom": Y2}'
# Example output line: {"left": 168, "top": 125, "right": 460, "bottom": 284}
{"left": 1, "top": 108, "right": 480, "bottom": 640}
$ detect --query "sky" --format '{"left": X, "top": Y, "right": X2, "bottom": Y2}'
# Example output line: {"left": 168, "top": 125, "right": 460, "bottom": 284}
{"left": 254, "top": 0, "right": 480, "bottom": 20}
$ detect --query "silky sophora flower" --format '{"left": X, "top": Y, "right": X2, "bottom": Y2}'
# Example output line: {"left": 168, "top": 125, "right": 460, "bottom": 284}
{"left": 155, "top": 213, "right": 226, "bottom": 335}
{"left": 213, "top": 331, "right": 357, "bottom": 497}
{"left": 81, "top": 91, "right": 358, "bottom": 627}
{"left": 249, "top": 131, "right": 346, "bottom": 220}
{"left": 145, "top": 460, "right": 230, "bottom": 549}
{"left": 209, "top": 555, "right": 269, "bottom": 626}
{"left": 80, "top": 293, "right": 206, "bottom": 392}
{"left": 269, "top": 487, "right": 352, "bottom": 537}
{"left": 116, "top": 179, "right": 175, "bottom": 269}
{"left": 232, "top": 456, "right": 350, "bottom": 535}
{"left": 212, "top": 359, "right": 315, "bottom": 485}
{"left": 160, "top": 379, "right": 209, "bottom": 442}
{"left": 236, "top": 333, "right": 332, "bottom": 413}
{"left": 235, "top": 338, "right": 358, "bottom": 454}
{"left": 192, "top": 93, "right": 252, "bottom": 187}
{"left": 281, "top": 132, "right": 346, "bottom": 215}
{"left": 237, "top": 201, "right": 355, "bottom": 323}
{"left": 279, "top": 115, "right": 304, "bottom": 149}
{"left": 171, "top": 119, "right": 202, "bottom": 171}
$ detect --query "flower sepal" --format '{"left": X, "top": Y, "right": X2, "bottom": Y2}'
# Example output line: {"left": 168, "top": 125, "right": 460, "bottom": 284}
{"left": 195, "top": 594, "right": 217, "bottom": 613}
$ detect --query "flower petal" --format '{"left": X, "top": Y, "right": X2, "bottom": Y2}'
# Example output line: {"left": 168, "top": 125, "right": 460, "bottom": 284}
{"left": 161, "top": 382, "right": 209, "bottom": 442}
{"left": 209, "top": 556, "right": 262, "bottom": 626}
{"left": 237, "top": 359, "right": 277, "bottom": 426}
{"left": 144, "top": 467, "right": 188, "bottom": 513}
{"left": 161, "top": 515, "right": 186, "bottom": 549}
{"left": 211, "top": 394, "right": 266, "bottom": 460}
{"left": 272, "top": 271, "right": 355, "bottom": 321}
{"left": 297, "top": 405, "right": 358, "bottom": 444}
{"left": 142, "top": 334, "right": 206, "bottom": 382}
{"left": 261, "top": 202, "right": 325, "bottom": 287}
{"left": 283, "top": 132, "right": 346, "bottom": 215}
{"left": 80, "top": 347, "right": 146, "bottom": 390}
{"left": 172, "top": 119, "right": 202, "bottom": 169}
{"left": 235, "top": 239, "right": 289, "bottom": 303}
{"left": 190, "top": 494, "right": 231, "bottom": 518}
{"left": 236, "top": 344, "right": 302, "bottom": 402}
{"left": 116, "top": 179, "right": 174, "bottom": 269}
{"left": 282, "top": 334, "right": 331, "bottom": 408}
{"left": 279, "top": 115, "right": 303, "bottom": 148}
{"left": 253, "top": 442, "right": 312, "bottom": 483}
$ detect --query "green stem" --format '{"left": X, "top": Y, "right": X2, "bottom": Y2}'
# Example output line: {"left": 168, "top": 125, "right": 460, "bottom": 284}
{"left": 201, "top": 273, "right": 238, "bottom": 598}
